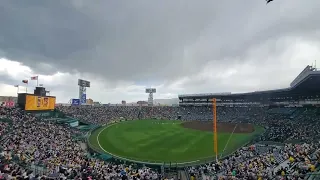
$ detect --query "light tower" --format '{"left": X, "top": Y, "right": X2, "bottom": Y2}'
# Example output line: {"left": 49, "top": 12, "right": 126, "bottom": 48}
{"left": 78, "top": 79, "right": 90, "bottom": 105}
{"left": 145, "top": 88, "right": 156, "bottom": 106}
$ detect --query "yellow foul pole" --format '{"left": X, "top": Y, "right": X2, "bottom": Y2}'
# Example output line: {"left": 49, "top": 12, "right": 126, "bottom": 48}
{"left": 212, "top": 98, "right": 218, "bottom": 162}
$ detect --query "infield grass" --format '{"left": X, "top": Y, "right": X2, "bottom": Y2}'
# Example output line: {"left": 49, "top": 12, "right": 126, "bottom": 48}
{"left": 89, "top": 119, "right": 264, "bottom": 164}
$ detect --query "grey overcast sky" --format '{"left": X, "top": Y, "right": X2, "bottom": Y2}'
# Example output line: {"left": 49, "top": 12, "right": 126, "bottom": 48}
{"left": 0, "top": 0, "right": 320, "bottom": 103}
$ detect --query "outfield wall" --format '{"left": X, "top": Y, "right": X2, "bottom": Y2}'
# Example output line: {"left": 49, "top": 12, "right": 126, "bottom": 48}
{"left": 87, "top": 119, "right": 265, "bottom": 167}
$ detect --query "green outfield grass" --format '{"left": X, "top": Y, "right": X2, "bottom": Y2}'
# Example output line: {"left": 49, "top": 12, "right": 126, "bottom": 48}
{"left": 88, "top": 119, "right": 264, "bottom": 164}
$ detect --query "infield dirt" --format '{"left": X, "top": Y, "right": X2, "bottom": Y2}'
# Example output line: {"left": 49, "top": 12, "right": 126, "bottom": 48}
{"left": 181, "top": 121, "right": 254, "bottom": 133}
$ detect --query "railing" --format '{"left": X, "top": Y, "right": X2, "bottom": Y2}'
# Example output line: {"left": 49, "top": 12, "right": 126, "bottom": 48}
{"left": 183, "top": 167, "right": 191, "bottom": 180}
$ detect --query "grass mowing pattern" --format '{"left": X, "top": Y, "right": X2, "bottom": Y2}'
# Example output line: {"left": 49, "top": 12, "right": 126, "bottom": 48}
{"left": 89, "top": 119, "right": 264, "bottom": 163}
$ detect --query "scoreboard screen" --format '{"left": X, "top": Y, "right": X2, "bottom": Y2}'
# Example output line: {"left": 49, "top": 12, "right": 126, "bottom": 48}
{"left": 25, "top": 95, "right": 56, "bottom": 110}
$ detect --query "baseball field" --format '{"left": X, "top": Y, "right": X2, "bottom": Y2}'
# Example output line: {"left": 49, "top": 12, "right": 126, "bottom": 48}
{"left": 88, "top": 119, "right": 264, "bottom": 165}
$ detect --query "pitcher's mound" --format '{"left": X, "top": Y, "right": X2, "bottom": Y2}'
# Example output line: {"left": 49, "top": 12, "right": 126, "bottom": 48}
{"left": 181, "top": 121, "right": 254, "bottom": 133}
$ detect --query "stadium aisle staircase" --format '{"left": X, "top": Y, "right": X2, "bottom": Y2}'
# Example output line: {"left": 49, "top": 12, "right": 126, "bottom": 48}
{"left": 179, "top": 170, "right": 188, "bottom": 180}
{"left": 273, "top": 152, "right": 285, "bottom": 164}
{"left": 273, "top": 159, "right": 290, "bottom": 174}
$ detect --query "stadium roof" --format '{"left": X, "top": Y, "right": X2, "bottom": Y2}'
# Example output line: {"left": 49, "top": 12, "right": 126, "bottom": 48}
{"left": 179, "top": 65, "right": 320, "bottom": 99}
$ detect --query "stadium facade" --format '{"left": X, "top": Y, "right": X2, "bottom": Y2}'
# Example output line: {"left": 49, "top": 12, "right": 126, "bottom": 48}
{"left": 179, "top": 65, "right": 320, "bottom": 107}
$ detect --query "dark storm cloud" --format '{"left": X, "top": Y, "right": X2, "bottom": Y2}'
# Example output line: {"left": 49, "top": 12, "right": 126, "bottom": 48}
{"left": 0, "top": 73, "right": 21, "bottom": 86}
{"left": 0, "top": 0, "right": 320, "bottom": 82}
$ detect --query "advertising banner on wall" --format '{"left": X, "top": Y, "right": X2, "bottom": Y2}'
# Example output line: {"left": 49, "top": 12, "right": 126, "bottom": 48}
{"left": 5, "top": 101, "right": 15, "bottom": 107}
{"left": 81, "top": 94, "right": 86, "bottom": 104}
{"left": 0, "top": 101, "right": 15, "bottom": 107}
{"left": 71, "top": 99, "right": 80, "bottom": 106}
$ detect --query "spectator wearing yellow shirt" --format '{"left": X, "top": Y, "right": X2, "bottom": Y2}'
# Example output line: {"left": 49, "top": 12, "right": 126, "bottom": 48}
{"left": 310, "top": 164, "right": 315, "bottom": 172}
{"left": 289, "top": 156, "right": 294, "bottom": 163}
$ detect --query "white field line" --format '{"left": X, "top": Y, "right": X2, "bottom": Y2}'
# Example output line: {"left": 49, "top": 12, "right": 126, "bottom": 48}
{"left": 95, "top": 122, "right": 261, "bottom": 165}
{"left": 200, "top": 125, "right": 263, "bottom": 161}
{"left": 220, "top": 124, "right": 238, "bottom": 159}
{"left": 96, "top": 122, "right": 200, "bottom": 165}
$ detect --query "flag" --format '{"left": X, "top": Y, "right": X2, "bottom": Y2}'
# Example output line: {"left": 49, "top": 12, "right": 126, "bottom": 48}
{"left": 31, "top": 76, "right": 38, "bottom": 80}
{"left": 22, "top": 80, "right": 28, "bottom": 84}
{"left": 14, "top": 85, "right": 19, "bottom": 87}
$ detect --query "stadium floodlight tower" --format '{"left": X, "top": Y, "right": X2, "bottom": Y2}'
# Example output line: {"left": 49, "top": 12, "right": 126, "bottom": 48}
{"left": 78, "top": 79, "right": 90, "bottom": 105}
{"left": 145, "top": 88, "right": 156, "bottom": 106}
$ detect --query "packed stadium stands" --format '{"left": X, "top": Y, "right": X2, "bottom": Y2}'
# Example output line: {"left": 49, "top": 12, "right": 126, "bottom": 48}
{"left": 0, "top": 107, "right": 161, "bottom": 180}
{"left": 2, "top": 104, "right": 320, "bottom": 179}
{"left": 2, "top": 68, "right": 320, "bottom": 179}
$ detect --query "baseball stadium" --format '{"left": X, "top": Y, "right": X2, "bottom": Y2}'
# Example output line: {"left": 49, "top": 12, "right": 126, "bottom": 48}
{"left": 84, "top": 65, "right": 320, "bottom": 167}
{"left": 2, "top": 64, "right": 320, "bottom": 179}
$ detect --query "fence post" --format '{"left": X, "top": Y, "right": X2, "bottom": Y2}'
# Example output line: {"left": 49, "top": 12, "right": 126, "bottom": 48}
{"left": 161, "top": 163, "right": 165, "bottom": 178}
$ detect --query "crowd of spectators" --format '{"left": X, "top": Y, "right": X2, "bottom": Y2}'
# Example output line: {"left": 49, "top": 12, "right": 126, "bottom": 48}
{"left": 58, "top": 105, "right": 320, "bottom": 143}
{"left": 193, "top": 141, "right": 320, "bottom": 179}
{"left": 180, "top": 106, "right": 320, "bottom": 179}
{"left": 1, "top": 105, "right": 320, "bottom": 179}
{"left": 57, "top": 106, "right": 177, "bottom": 124}
{"left": 0, "top": 122, "right": 8, "bottom": 137}
{"left": 57, "top": 105, "right": 320, "bottom": 179}
{"left": 0, "top": 107, "right": 161, "bottom": 179}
